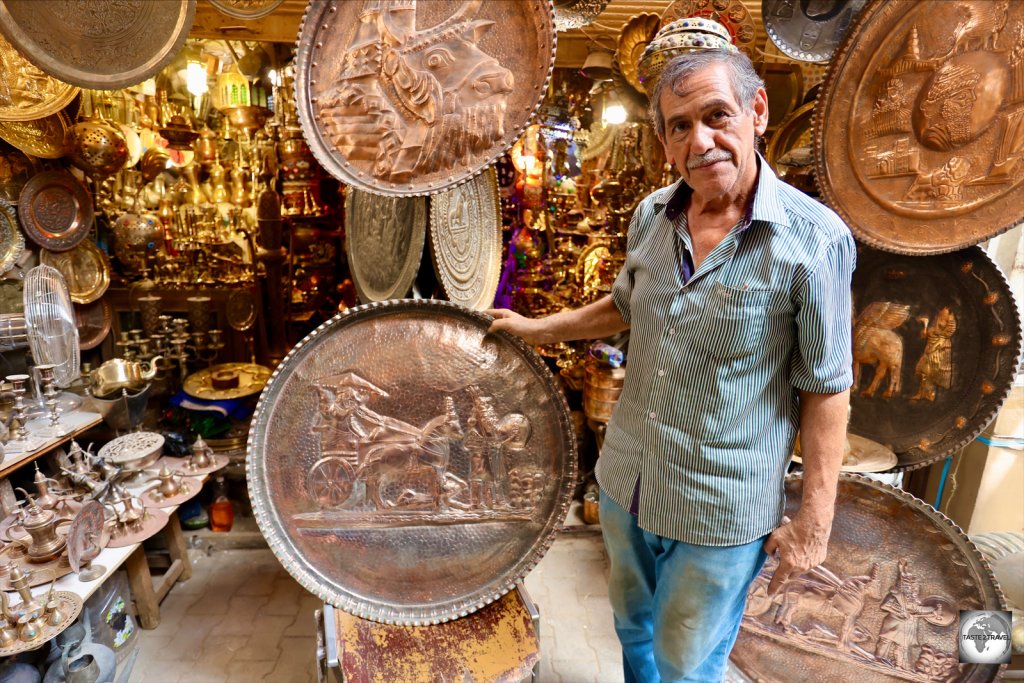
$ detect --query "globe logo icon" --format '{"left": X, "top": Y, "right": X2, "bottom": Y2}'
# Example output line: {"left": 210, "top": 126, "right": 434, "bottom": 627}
{"left": 959, "top": 610, "right": 1012, "bottom": 664}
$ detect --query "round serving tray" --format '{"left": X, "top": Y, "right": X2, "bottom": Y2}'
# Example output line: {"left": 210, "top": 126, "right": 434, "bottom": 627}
{"left": 40, "top": 240, "right": 110, "bottom": 304}
{"left": 762, "top": 0, "right": 867, "bottom": 63}
{"left": 17, "top": 170, "right": 93, "bottom": 252}
{"left": 0, "top": 110, "right": 70, "bottom": 159}
{"left": 247, "top": 299, "right": 577, "bottom": 625}
{"left": 74, "top": 298, "right": 113, "bottom": 351}
{"left": 345, "top": 190, "right": 426, "bottom": 304}
{"left": 183, "top": 362, "right": 272, "bottom": 401}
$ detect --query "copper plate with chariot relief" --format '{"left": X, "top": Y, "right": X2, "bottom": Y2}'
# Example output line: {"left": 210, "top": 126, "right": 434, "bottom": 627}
{"left": 732, "top": 473, "right": 1005, "bottom": 682}
{"left": 345, "top": 190, "right": 426, "bottom": 304}
{"left": 247, "top": 300, "right": 577, "bottom": 625}
{"left": 816, "top": 0, "right": 1024, "bottom": 254}
{"left": 849, "top": 245, "right": 1021, "bottom": 471}
{"left": 294, "top": 0, "right": 556, "bottom": 196}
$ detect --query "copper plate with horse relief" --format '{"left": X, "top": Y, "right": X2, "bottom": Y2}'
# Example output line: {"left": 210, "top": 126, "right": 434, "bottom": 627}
{"left": 247, "top": 300, "right": 576, "bottom": 625}
{"left": 816, "top": 0, "right": 1024, "bottom": 254}
{"left": 294, "top": 0, "right": 556, "bottom": 196}
{"left": 849, "top": 245, "right": 1021, "bottom": 471}
{"left": 345, "top": 189, "right": 426, "bottom": 304}
{"left": 732, "top": 473, "right": 1005, "bottom": 682}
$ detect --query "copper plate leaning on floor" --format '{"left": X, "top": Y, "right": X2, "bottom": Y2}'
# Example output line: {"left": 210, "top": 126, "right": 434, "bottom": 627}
{"left": 0, "top": 34, "right": 78, "bottom": 122}
{"left": 0, "top": 199, "right": 23, "bottom": 275}
{"left": 0, "top": 110, "right": 71, "bottom": 159}
{"left": 816, "top": 0, "right": 1024, "bottom": 254}
{"left": 553, "top": 0, "right": 609, "bottom": 32}
{"left": 247, "top": 300, "right": 577, "bottom": 625}
{"left": 209, "top": 0, "right": 284, "bottom": 20}
{"left": 733, "top": 473, "right": 1006, "bottom": 683}
{"left": 762, "top": 0, "right": 867, "bottom": 63}
{"left": 39, "top": 241, "right": 110, "bottom": 304}
{"left": 0, "top": 0, "right": 196, "bottom": 90}
{"left": 17, "top": 170, "right": 93, "bottom": 252}
{"left": 849, "top": 245, "right": 1022, "bottom": 471}
{"left": 429, "top": 168, "right": 502, "bottom": 310}
{"left": 345, "top": 190, "right": 426, "bottom": 303}
{"left": 294, "top": 0, "right": 556, "bottom": 196}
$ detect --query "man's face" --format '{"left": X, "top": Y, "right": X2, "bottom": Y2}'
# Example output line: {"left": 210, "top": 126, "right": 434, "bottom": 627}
{"left": 658, "top": 63, "right": 768, "bottom": 203}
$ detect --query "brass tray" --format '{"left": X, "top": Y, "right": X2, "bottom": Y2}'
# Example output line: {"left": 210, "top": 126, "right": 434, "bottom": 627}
{"left": 661, "top": 0, "right": 757, "bottom": 60}
{"left": 209, "top": 0, "right": 283, "bottom": 20}
{"left": 40, "top": 240, "right": 109, "bottom": 304}
{"left": 294, "top": 0, "right": 555, "bottom": 196}
{"left": 553, "top": 0, "right": 609, "bottom": 32}
{"left": 617, "top": 13, "right": 662, "bottom": 95}
{"left": 247, "top": 299, "right": 577, "bottom": 625}
{"left": 733, "top": 473, "right": 1005, "bottom": 682}
{"left": 74, "top": 298, "right": 112, "bottom": 351}
{"left": 17, "top": 170, "right": 93, "bottom": 252}
{"left": 0, "top": 0, "right": 196, "bottom": 90}
{"left": 0, "top": 110, "right": 70, "bottom": 159}
{"left": 816, "top": 0, "right": 1024, "bottom": 255}
{"left": 183, "top": 362, "right": 272, "bottom": 401}
{"left": 345, "top": 190, "right": 426, "bottom": 304}
{"left": 0, "top": 591, "right": 82, "bottom": 657}
{"left": 766, "top": 101, "right": 815, "bottom": 172}
{"left": 763, "top": 0, "right": 867, "bottom": 63}
{"left": 850, "top": 245, "right": 1022, "bottom": 471}
{"left": 0, "top": 33, "right": 78, "bottom": 122}
{"left": 0, "top": 198, "right": 23, "bottom": 275}
{"left": 428, "top": 168, "right": 502, "bottom": 311}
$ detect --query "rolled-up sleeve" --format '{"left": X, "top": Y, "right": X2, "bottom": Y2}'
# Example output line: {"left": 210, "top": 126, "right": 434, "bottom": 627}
{"left": 790, "top": 232, "right": 856, "bottom": 394}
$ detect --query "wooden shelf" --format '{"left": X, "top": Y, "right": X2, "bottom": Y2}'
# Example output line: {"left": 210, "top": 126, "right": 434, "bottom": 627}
{"left": 0, "top": 412, "right": 103, "bottom": 479}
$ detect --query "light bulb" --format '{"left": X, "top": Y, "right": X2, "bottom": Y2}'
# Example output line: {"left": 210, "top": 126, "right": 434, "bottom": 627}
{"left": 186, "top": 62, "right": 208, "bottom": 97}
{"left": 603, "top": 103, "right": 627, "bottom": 125}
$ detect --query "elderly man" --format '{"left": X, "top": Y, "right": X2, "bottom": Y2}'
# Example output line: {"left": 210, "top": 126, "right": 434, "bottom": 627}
{"left": 488, "top": 49, "right": 854, "bottom": 682}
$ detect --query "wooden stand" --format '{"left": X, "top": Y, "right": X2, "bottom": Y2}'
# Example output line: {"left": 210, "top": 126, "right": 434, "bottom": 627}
{"left": 125, "top": 509, "right": 192, "bottom": 629}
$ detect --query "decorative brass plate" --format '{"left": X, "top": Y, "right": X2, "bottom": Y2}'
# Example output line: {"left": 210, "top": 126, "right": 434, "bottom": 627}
{"left": 0, "top": 0, "right": 196, "bottom": 90}
{"left": 617, "top": 13, "right": 662, "bottom": 95}
{"left": 74, "top": 298, "right": 112, "bottom": 351}
{"left": 0, "top": 111, "right": 69, "bottom": 160}
{"left": 850, "top": 245, "right": 1022, "bottom": 470}
{"left": 0, "top": 199, "right": 23, "bottom": 275}
{"left": 766, "top": 101, "right": 815, "bottom": 172}
{"left": 183, "top": 362, "right": 272, "bottom": 400}
{"left": 247, "top": 300, "right": 577, "bottom": 625}
{"left": 816, "top": 0, "right": 1024, "bottom": 254}
{"left": 17, "top": 170, "right": 93, "bottom": 252}
{"left": 40, "top": 240, "right": 109, "bottom": 304}
{"left": 661, "top": 0, "right": 757, "bottom": 59}
{"left": 0, "top": 143, "right": 36, "bottom": 203}
{"left": 209, "top": 0, "right": 283, "bottom": 20}
{"left": 0, "top": 34, "right": 78, "bottom": 122}
{"left": 763, "top": 0, "right": 867, "bottom": 63}
{"left": 553, "top": 0, "right": 609, "bottom": 32}
{"left": 345, "top": 190, "right": 426, "bottom": 304}
{"left": 429, "top": 168, "right": 501, "bottom": 310}
{"left": 0, "top": 540, "right": 73, "bottom": 591}
{"left": 733, "top": 473, "right": 1005, "bottom": 683}
{"left": 761, "top": 63, "right": 804, "bottom": 134}
{"left": 158, "top": 454, "right": 230, "bottom": 477}
{"left": 294, "top": 0, "right": 556, "bottom": 196}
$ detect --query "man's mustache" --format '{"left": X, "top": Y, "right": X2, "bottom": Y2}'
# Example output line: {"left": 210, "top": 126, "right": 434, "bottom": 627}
{"left": 687, "top": 149, "right": 733, "bottom": 170}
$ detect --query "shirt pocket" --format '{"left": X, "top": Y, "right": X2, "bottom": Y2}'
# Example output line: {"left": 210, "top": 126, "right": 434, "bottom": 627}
{"left": 694, "top": 283, "right": 774, "bottom": 359}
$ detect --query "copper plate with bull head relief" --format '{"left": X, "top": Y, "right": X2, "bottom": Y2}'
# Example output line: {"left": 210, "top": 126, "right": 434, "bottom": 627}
{"left": 345, "top": 190, "right": 426, "bottom": 304}
{"left": 850, "top": 245, "right": 1021, "bottom": 471}
{"left": 732, "top": 473, "right": 1006, "bottom": 682}
{"left": 294, "top": 0, "right": 556, "bottom": 196}
{"left": 816, "top": 0, "right": 1024, "bottom": 254}
{"left": 247, "top": 300, "right": 577, "bottom": 625}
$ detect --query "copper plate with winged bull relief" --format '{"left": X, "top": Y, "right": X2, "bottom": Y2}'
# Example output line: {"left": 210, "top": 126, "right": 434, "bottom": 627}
{"left": 849, "top": 245, "right": 1021, "bottom": 471}
{"left": 816, "top": 0, "right": 1024, "bottom": 254}
{"left": 345, "top": 190, "right": 426, "bottom": 304}
{"left": 247, "top": 300, "right": 577, "bottom": 625}
{"left": 295, "top": 0, "right": 556, "bottom": 196}
{"left": 733, "top": 473, "right": 1006, "bottom": 683}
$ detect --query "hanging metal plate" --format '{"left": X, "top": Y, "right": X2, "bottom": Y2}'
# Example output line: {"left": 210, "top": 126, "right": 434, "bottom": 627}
{"left": 345, "top": 190, "right": 426, "bottom": 304}
{"left": 763, "top": 0, "right": 867, "bottom": 63}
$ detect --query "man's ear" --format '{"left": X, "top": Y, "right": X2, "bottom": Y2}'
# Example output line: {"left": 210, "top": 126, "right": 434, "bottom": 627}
{"left": 752, "top": 88, "right": 769, "bottom": 137}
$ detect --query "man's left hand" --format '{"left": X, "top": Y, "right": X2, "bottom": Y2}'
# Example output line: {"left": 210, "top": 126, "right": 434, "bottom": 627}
{"left": 763, "top": 514, "right": 831, "bottom": 594}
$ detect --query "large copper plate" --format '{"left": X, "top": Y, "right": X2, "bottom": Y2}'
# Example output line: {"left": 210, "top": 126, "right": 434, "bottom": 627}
{"left": 733, "top": 473, "right": 1005, "bottom": 682}
{"left": 0, "top": 198, "right": 23, "bottom": 275}
{"left": 661, "top": 0, "right": 757, "bottom": 60}
{"left": 816, "top": 0, "right": 1024, "bottom": 254}
{"left": 429, "top": 168, "right": 501, "bottom": 310}
{"left": 209, "top": 0, "right": 283, "bottom": 20}
{"left": 0, "top": 34, "right": 78, "bottom": 122}
{"left": 17, "top": 170, "right": 93, "bottom": 252}
{"left": 0, "top": 110, "right": 70, "bottom": 159}
{"left": 0, "top": 0, "right": 196, "bottom": 90}
{"left": 763, "top": 0, "right": 867, "bottom": 63}
{"left": 183, "top": 362, "right": 272, "bottom": 400}
{"left": 553, "top": 0, "right": 609, "bottom": 32}
{"left": 247, "top": 299, "right": 577, "bottom": 625}
{"left": 345, "top": 190, "right": 426, "bottom": 303}
{"left": 74, "top": 298, "right": 112, "bottom": 351}
{"left": 295, "top": 0, "right": 556, "bottom": 196}
{"left": 850, "top": 245, "right": 1022, "bottom": 470}
{"left": 40, "top": 240, "right": 109, "bottom": 304}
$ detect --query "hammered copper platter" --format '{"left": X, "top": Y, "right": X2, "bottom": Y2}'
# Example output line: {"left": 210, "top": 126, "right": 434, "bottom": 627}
{"left": 0, "top": 0, "right": 196, "bottom": 91}
{"left": 732, "top": 473, "right": 1005, "bottom": 683}
{"left": 816, "top": 0, "right": 1024, "bottom": 254}
{"left": 40, "top": 240, "right": 109, "bottom": 304}
{"left": 247, "top": 299, "right": 577, "bottom": 625}
{"left": 850, "top": 245, "right": 1022, "bottom": 471}
{"left": 345, "top": 190, "right": 426, "bottom": 304}
{"left": 0, "top": 34, "right": 78, "bottom": 122}
{"left": 429, "top": 168, "right": 501, "bottom": 310}
{"left": 0, "top": 110, "right": 70, "bottom": 159}
{"left": 763, "top": 0, "right": 867, "bottom": 63}
{"left": 17, "top": 170, "right": 93, "bottom": 252}
{"left": 295, "top": 0, "right": 556, "bottom": 196}
{"left": 0, "top": 198, "right": 23, "bottom": 275}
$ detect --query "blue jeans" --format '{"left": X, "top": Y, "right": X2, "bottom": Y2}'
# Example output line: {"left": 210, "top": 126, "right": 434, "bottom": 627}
{"left": 600, "top": 493, "right": 768, "bottom": 683}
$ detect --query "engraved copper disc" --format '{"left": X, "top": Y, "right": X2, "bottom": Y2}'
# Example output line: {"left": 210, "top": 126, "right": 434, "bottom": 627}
{"left": 553, "top": 0, "right": 609, "bottom": 32}
{"left": 74, "top": 298, "right": 112, "bottom": 351}
{"left": 247, "top": 299, "right": 577, "bottom": 625}
{"left": 850, "top": 245, "right": 1022, "bottom": 471}
{"left": 0, "top": 110, "right": 70, "bottom": 159}
{"left": 17, "top": 170, "right": 93, "bottom": 252}
{"left": 661, "top": 0, "right": 757, "bottom": 60}
{"left": 733, "top": 473, "right": 1006, "bottom": 682}
{"left": 0, "top": 198, "right": 23, "bottom": 275}
{"left": 763, "top": 0, "right": 867, "bottom": 63}
{"left": 67, "top": 500, "right": 106, "bottom": 574}
{"left": 816, "top": 0, "right": 1024, "bottom": 254}
{"left": 40, "top": 240, "right": 109, "bottom": 304}
{"left": 345, "top": 190, "right": 426, "bottom": 303}
{"left": 209, "top": 0, "right": 284, "bottom": 20}
{"left": 429, "top": 168, "right": 501, "bottom": 310}
{"left": 0, "top": 0, "right": 196, "bottom": 90}
{"left": 295, "top": 0, "right": 556, "bottom": 196}
{"left": 0, "top": 34, "right": 78, "bottom": 122}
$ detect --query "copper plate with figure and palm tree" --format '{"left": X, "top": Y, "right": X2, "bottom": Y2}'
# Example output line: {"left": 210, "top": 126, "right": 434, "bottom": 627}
{"left": 733, "top": 473, "right": 1005, "bottom": 683}
{"left": 247, "top": 300, "right": 576, "bottom": 625}
{"left": 849, "top": 245, "right": 1021, "bottom": 471}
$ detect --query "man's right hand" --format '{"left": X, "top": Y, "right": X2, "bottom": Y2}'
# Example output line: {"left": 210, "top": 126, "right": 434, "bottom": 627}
{"left": 485, "top": 309, "right": 551, "bottom": 345}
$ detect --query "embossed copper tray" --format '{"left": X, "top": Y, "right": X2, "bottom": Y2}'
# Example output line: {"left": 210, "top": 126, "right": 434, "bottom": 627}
{"left": 816, "top": 0, "right": 1024, "bottom": 254}
{"left": 345, "top": 190, "right": 426, "bottom": 303}
{"left": 295, "top": 0, "right": 556, "bottom": 196}
{"left": 850, "top": 245, "right": 1022, "bottom": 470}
{"left": 0, "top": 110, "right": 70, "bottom": 159}
{"left": 247, "top": 300, "right": 577, "bottom": 625}
{"left": 66, "top": 500, "right": 107, "bottom": 574}
{"left": 0, "top": 199, "right": 23, "bottom": 275}
{"left": 209, "top": 0, "right": 283, "bottom": 20}
{"left": 429, "top": 168, "right": 501, "bottom": 310}
{"left": 733, "top": 473, "right": 1005, "bottom": 682}
{"left": 0, "top": 0, "right": 196, "bottom": 90}
{"left": 17, "top": 170, "right": 93, "bottom": 252}
{"left": 74, "top": 298, "right": 112, "bottom": 351}
{"left": 40, "top": 240, "right": 109, "bottom": 304}
{"left": 763, "top": 0, "right": 867, "bottom": 63}
{"left": 0, "top": 33, "right": 78, "bottom": 122}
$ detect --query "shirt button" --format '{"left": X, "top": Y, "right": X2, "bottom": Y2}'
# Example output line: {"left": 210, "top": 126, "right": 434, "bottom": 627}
{"left": 648, "top": 411, "right": 657, "bottom": 420}
{"left": 668, "top": 328, "right": 676, "bottom": 336}
{"left": 657, "top": 369, "right": 665, "bottom": 377}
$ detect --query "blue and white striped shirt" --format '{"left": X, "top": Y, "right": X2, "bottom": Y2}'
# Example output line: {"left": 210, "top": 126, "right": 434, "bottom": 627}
{"left": 595, "top": 157, "right": 855, "bottom": 546}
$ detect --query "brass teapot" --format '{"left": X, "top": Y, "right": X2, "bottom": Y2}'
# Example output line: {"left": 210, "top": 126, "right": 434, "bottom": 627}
{"left": 89, "top": 357, "right": 162, "bottom": 398}
{"left": 1, "top": 491, "right": 69, "bottom": 563}
{"left": 145, "top": 466, "right": 186, "bottom": 500}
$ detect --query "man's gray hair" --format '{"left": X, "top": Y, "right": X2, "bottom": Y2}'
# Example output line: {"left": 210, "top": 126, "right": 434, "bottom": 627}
{"left": 649, "top": 49, "right": 765, "bottom": 139}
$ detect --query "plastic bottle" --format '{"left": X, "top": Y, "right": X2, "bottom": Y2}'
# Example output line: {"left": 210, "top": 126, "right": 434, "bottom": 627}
{"left": 209, "top": 476, "right": 234, "bottom": 532}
